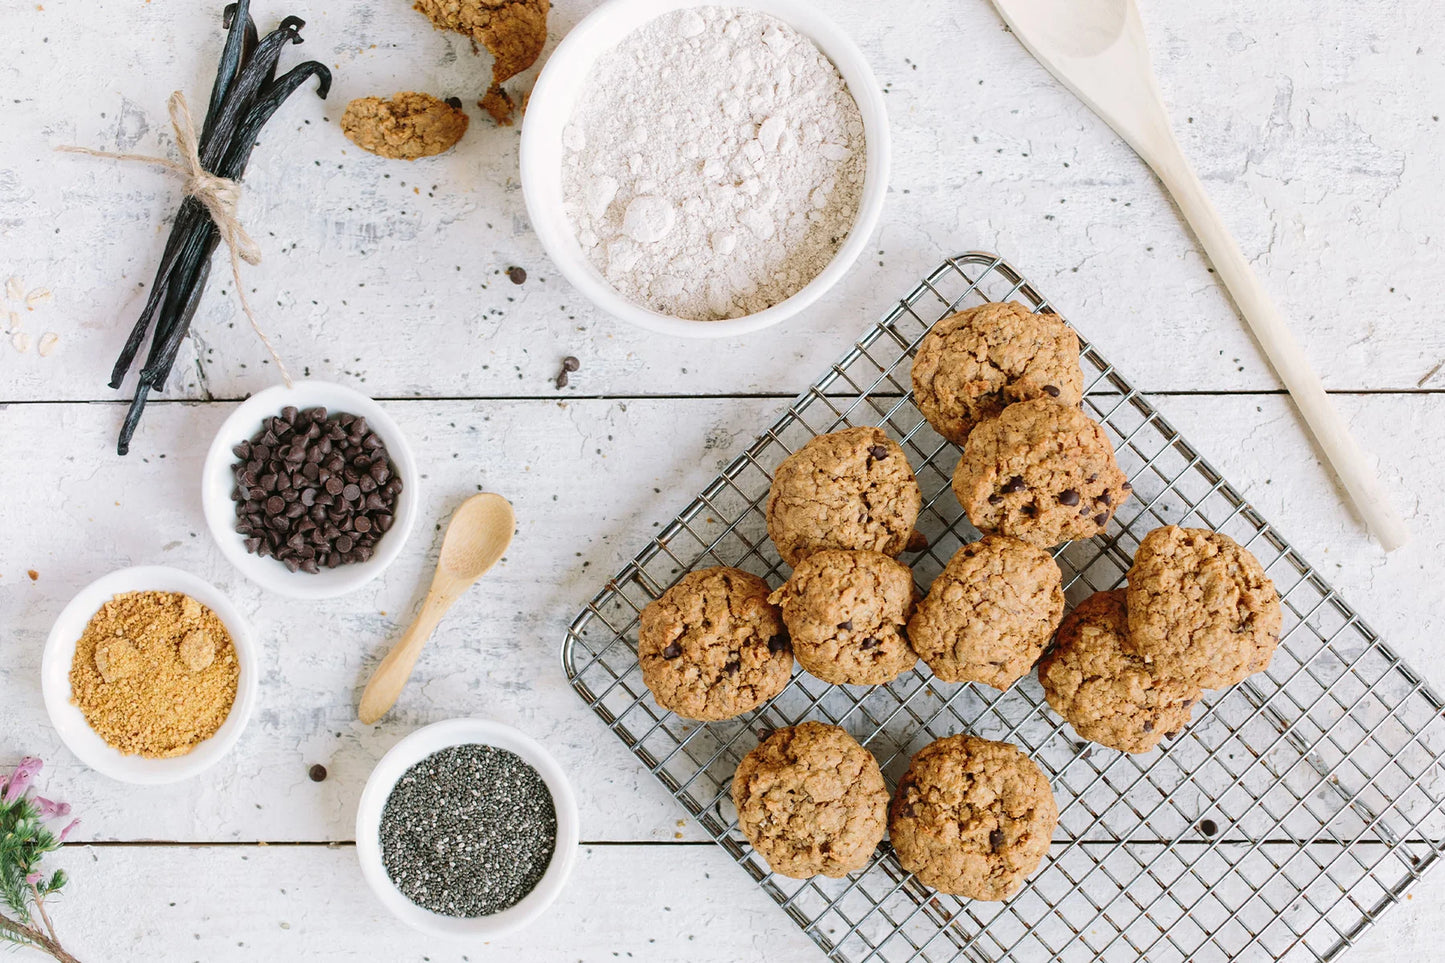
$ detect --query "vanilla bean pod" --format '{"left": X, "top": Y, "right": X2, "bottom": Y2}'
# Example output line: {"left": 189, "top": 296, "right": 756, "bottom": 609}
{"left": 109, "top": 5, "right": 329, "bottom": 455}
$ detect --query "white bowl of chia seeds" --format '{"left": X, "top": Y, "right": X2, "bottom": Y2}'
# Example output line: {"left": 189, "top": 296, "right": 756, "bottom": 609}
{"left": 355, "top": 718, "right": 580, "bottom": 939}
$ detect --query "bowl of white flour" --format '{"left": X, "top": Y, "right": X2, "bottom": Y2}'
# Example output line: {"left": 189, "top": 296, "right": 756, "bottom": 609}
{"left": 521, "top": 0, "right": 889, "bottom": 337}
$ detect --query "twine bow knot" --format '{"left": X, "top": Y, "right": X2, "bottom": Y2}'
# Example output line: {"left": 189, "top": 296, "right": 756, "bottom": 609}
{"left": 57, "top": 90, "right": 290, "bottom": 384}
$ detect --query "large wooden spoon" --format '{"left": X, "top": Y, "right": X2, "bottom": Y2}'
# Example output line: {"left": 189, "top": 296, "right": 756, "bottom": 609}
{"left": 358, "top": 493, "right": 515, "bottom": 724}
{"left": 988, "top": 0, "right": 1409, "bottom": 551}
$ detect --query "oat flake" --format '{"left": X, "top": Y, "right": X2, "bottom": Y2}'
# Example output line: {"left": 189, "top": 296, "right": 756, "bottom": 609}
{"left": 11, "top": 331, "right": 31, "bottom": 353}
{"left": 37, "top": 332, "right": 59, "bottom": 357}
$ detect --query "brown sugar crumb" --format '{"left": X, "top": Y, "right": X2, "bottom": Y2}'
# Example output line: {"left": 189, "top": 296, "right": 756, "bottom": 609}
{"left": 340, "top": 92, "right": 470, "bottom": 160}
{"left": 479, "top": 84, "right": 516, "bottom": 127}
{"left": 69, "top": 591, "right": 239, "bottom": 758}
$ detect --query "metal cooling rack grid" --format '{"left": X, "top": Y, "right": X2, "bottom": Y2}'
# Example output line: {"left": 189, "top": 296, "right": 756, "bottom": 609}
{"left": 562, "top": 253, "right": 1445, "bottom": 962}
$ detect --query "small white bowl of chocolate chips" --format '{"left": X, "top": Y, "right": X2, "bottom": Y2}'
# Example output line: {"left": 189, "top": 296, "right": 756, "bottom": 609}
{"left": 201, "top": 380, "right": 419, "bottom": 599}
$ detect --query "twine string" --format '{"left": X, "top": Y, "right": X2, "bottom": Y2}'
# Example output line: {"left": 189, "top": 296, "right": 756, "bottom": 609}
{"left": 57, "top": 90, "right": 292, "bottom": 385}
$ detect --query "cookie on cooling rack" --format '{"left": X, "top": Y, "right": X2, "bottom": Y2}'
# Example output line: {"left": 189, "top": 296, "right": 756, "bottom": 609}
{"left": 952, "top": 398, "right": 1130, "bottom": 547}
{"left": 1125, "top": 526, "right": 1282, "bottom": 690}
{"left": 906, "top": 536, "right": 1064, "bottom": 690}
{"left": 638, "top": 567, "right": 793, "bottom": 721}
{"left": 1038, "top": 590, "right": 1201, "bottom": 753}
{"left": 766, "top": 427, "right": 922, "bottom": 567}
{"left": 731, "top": 722, "right": 888, "bottom": 878}
{"left": 768, "top": 549, "right": 919, "bottom": 686}
{"left": 889, "top": 734, "right": 1058, "bottom": 900}
{"left": 911, "top": 301, "right": 1084, "bottom": 447}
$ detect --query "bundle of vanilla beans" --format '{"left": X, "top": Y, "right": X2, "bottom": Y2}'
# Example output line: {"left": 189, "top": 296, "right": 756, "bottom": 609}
{"left": 110, "top": 1, "right": 330, "bottom": 455}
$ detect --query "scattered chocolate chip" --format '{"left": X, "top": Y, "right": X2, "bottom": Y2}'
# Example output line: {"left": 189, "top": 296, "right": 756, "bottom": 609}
{"left": 1198, "top": 818, "right": 1219, "bottom": 837}
{"left": 988, "top": 494, "right": 1003, "bottom": 505}
{"left": 867, "top": 444, "right": 889, "bottom": 460}
{"left": 1183, "top": 698, "right": 1196, "bottom": 708}
{"left": 662, "top": 643, "right": 682, "bottom": 659}
{"left": 724, "top": 659, "right": 741, "bottom": 674}
{"left": 989, "top": 829, "right": 1006, "bottom": 851}
{"left": 1001, "top": 475, "right": 1026, "bottom": 494}
{"left": 444, "top": 96, "right": 463, "bottom": 110}
{"left": 1086, "top": 473, "right": 1098, "bottom": 484}
{"left": 1092, "top": 513, "right": 1108, "bottom": 527}
{"left": 1058, "top": 489, "right": 1080, "bottom": 506}
{"left": 767, "top": 634, "right": 790, "bottom": 654}
{"left": 507, "top": 265, "right": 527, "bottom": 285}
{"left": 1142, "top": 720, "right": 1155, "bottom": 733}
{"left": 308, "top": 764, "right": 328, "bottom": 782}
{"left": 837, "top": 620, "right": 854, "bottom": 631}
{"left": 1121, "top": 481, "right": 1133, "bottom": 491}
{"left": 1097, "top": 491, "right": 1113, "bottom": 506}
{"left": 1019, "top": 504, "right": 1036, "bottom": 517}
{"left": 554, "top": 355, "right": 581, "bottom": 389}
{"left": 1042, "top": 384, "right": 1060, "bottom": 397}
{"left": 1165, "top": 729, "right": 1180, "bottom": 739}
{"left": 860, "top": 638, "right": 881, "bottom": 650}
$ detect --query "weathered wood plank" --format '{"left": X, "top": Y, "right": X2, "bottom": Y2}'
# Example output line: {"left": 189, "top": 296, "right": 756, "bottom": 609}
{"left": 1, "top": 0, "right": 1440, "bottom": 403}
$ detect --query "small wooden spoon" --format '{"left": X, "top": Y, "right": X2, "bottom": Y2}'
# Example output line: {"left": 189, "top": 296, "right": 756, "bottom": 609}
{"left": 358, "top": 493, "right": 515, "bottom": 725}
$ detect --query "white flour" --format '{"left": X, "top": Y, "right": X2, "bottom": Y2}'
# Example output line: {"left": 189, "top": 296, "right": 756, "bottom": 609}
{"left": 560, "top": 6, "right": 866, "bottom": 321}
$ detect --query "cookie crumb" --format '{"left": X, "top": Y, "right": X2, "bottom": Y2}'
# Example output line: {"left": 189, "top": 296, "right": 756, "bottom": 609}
{"left": 480, "top": 84, "right": 516, "bottom": 126}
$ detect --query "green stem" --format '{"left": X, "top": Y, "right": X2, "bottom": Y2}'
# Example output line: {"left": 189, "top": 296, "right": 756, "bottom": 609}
{"left": 0, "top": 911, "right": 81, "bottom": 963}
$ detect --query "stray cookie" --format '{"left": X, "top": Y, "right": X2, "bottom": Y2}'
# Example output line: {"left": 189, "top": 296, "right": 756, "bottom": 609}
{"left": 1038, "top": 590, "right": 1200, "bottom": 753}
{"left": 953, "top": 398, "right": 1130, "bottom": 547}
{"left": 340, "top": 92, "right": 470, "bottom": 160}
{"left": 766, "top": 427, "right": 922, "bottom": 567}
{"left": 911, "top": 301, "right": 1083, "bottom": 446}
{"left": 1125, "top": 526, "right": 1281, "bottom": 689}
{"left": 414, "top": 0, "right": 549, "bottom": 122}
{"left": 907, "top": 536, "right": 1064, "bottom": 689}
{"left": 732, "top": 722, "right": 888, "bottom": 878}
{"left": 768, "top": 550, "right": 919, "bottom": 685}
{"left": 889, "top": 734, "right": 1058, "bottom": 900}
{"left": 638, "top": 567, "right": 792, "bottom": 721}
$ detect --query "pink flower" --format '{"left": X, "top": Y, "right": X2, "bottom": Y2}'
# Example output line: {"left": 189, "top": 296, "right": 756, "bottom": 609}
{"left": 33, "top": 796, "right": 70, "bottom": 819}
{"left": 58, "top": 818, "right": 80, "bottom": 842}
{"left": 2, "top": 756, "right": 43, "bottom": 804}
{"left": 25, "top": 872, "right": 42, "bottom": 886}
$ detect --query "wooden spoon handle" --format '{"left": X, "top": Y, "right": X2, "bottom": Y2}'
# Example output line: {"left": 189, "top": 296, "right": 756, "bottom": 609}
{"left": 1143, "top": 144, "right": 1410, "bottom": 552}
{"left": 357, "top": 593, "right": 453, "bottom": 725}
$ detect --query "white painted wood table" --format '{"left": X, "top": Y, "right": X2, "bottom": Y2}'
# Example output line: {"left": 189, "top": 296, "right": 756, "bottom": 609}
{"left": 2, "top": 0, "right": 1443, "bottom": 960}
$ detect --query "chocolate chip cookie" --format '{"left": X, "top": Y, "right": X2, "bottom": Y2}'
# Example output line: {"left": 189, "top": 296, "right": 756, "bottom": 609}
{"left": 638, "top": 567, "right": 792, "bottom": 721}
{"left": 768, "top": 550, "right": 919, "bottom": 686}
{"left": 732, "top": 722, "right": 888, "bottom": 878}
{"left": 1125, "top": 526, "right": 1282, "bottom": 689}
{"left": 952, "top": 398, "right": 1130, "bottom": 547}
{"left": 1038, "top": 590, "right": 1201, "bottom": 753}
{"left": 906, "top": 536, "right": 1064, "bottom": 689}
{"left": 889, "top": 734, "right": 1058, "bottom": 900}
{"left": 766, "top": 427, "right": 922, "bottom": 567}
{"left": 911, "top": 301, "right": 1084, "bottom": 446}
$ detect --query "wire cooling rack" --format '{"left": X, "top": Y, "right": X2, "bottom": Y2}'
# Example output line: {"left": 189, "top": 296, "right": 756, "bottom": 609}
{"left": 562, "top": 253, "right": 1445, "bottom": 962}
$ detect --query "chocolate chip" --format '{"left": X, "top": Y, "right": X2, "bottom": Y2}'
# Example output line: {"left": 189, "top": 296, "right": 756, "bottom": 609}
{"left": 1019, "top": 504, "right": 1036, "bottom": 517}
{"left": 867, "top": 444, "right": 889, "bottom": 460}
{"left": 555, "top": 355, "right": 580, "bottom": 389}
{"left": 662, "top": 643, "right": 682, "bottom": 659}
{"left": 1042, "top": 384, "right": 1060, "bottom": 397}
{"left": 1001, "top": 475, "right": 1026, "bottom": 494}
{"left": 724, "top": 659, "right": 741, "bottom": 674}
{"left": 1121, "top": 481, "right": 1132, "bottom": 491}
{"left": 988, "top": 494, "right": 1003, "bottom": 505}
{"left": 445, "top": 95, "right": 463, "bottom": 110}
{"left": 1097, "top": 491, "right": 1112, "bottom": 506}
{"left": 1058, "top": 489, "right": 1080, "bottom": 506}
{"left": 837, "top": 620, "right": 854, "bottom": 631}
{"left": 767, "top": 634, "right": 790, "bottom": 654}
{"left": 507, "top": 265, "right": 527, "bottom": 285}
{"left": 1183, "top": 698, "right": 1196, "bottom": 708}
{"left": 1086, "top": 473, "right": 1098, "bottom": 484}
{"left": 1093, "top": 512, "right": 1108, "bottom": 527}
{"left": 989, "top": 829, "right": 1006, "bottom": 851}
{"left": 1142, "top": 720, "right": 1154, "bottom": 732}
{"left": 860, "top": 638, "right": 881, "bottom": 650}
{"left": 308, "top": 764, "right": 327, "bottom": 782}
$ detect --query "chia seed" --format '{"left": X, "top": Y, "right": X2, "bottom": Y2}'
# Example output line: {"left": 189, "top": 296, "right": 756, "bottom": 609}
{"left": 379, "top": 744, "right": 557, "bottom": 918}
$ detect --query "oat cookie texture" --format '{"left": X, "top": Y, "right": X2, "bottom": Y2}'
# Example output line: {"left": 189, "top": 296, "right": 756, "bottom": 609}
{"left": 1038, "top": 589, "right": 1201, "bottom": 753}
{"left": 340, "top": 92, "right": 469, "bottom": 160}
{"left": 889, "top": 734, "right": 1058, "bottom": 900}
{"left": 1125, "top": 526, "right": 1282, "bottom": 689}
{"left": 907, "top": 535, "right": 1064, "bottom": 689}
{"left": 638, "top": 566, "right": 792, "bottom": 721}
{"left": 766, "top": 427, "right": 922, "bottom": 567}
{"left": 732, "top": 722, "right": 888, "bottom": 878}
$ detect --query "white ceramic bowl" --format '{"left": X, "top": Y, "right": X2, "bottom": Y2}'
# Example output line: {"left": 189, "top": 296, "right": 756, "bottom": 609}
{"left": 355, "top": 718, "right": 580, "bottom": 939}
{"left": 520, "top": 0, "right": 891, "bottom": 338}
{"left": 201, "top": 380, "right": 419, "bottom": 599}
{"left": 41, "top": 565, "right": 259, "bottom": 785}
